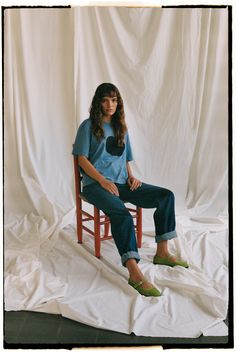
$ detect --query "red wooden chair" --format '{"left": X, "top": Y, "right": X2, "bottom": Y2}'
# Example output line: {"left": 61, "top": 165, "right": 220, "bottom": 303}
{"left": 73, "top": 154, "right": 142, "bottom": 258}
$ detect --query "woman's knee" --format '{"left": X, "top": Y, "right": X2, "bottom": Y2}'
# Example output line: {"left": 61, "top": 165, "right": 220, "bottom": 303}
{"left": 154, "top": 188, "right": 175, "bottom": 205}
{"left": 110, "top": 208, "right": 134, "bottom": 234}
{"left": 166, "top": 189, "right": 175, "bottom": 201}
{"left": 110, "top": 206, "right": 133, "bottom": 219}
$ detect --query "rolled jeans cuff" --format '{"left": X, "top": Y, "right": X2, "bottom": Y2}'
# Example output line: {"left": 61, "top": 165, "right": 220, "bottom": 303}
{"left": 155, "top": 230, "right": 177, "bottom": 243}
{"left": 121, "top": 251, "right": 141, "bottom": 267}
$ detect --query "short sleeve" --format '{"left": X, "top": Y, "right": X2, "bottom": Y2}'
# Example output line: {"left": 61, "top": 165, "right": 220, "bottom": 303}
{"left": 126, "top": 132, "right": 133, "bottom": 161}
{"left": 72, "top": 119, "right": 91, "bottom": 157}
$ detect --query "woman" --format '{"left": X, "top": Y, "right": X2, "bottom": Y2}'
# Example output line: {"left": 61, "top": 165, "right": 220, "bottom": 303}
{"left": 72, "top": 83, "right": 188, "bottom": 297}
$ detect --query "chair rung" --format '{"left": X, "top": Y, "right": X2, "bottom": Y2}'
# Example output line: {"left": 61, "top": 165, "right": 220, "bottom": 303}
{"left": 82, "top": 225, "right": 112, "bottom": 240}
{"left": 101, "top": 236, "right": 113, "bottom": 240}
{"left": 82, "top": 225, "right": 95, "bottom": 236}
{"left": 99, "top": 220, "right": 110, "bottom": 225}
{"left": 82, "top": 212, "right": 137, "bottom": 227}
{"left": 82, "top": 217, "right": 92, "bottom": 222}
{"left": 126, "top": 208, "right": 137, "bottom": 212}
{"left": 81, "top": 210, "right": 94, "bottom": 219}
{"left": 81, "top": 217, "right": 109, "bottom": 225}
{"left": 81, "top": 209, "right": 107, "bottom": 219}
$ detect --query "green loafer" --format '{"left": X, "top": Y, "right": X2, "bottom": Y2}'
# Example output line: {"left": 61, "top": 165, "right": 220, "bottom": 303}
{"left": 128, "top": 278, "right": 161, "bottom": 297}
{"left": 153, "top": 255, "right": 189, "bottom": 268}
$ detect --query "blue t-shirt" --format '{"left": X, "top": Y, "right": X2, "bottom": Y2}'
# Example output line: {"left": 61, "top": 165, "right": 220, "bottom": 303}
{"left": 72, "top": 118, "right": 133, "bottom": 186}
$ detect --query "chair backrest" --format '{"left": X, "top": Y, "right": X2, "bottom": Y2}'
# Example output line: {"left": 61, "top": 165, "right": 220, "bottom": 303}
{"left": 73, "top": 142, "right": 83, "bottom": 197}
{"left": 73, "top": 154, "right": 83, "bottom": 197}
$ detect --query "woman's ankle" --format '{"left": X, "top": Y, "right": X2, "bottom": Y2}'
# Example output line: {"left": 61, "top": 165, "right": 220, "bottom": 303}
{"left": 155, "top": 250, "right": 170, "bottom": 257}
{"left": 126, "top": 259, "right": 144, "bottom": 282}
{"left": 129, "top": 272, "right": 145, "bottom": 282}
{"left": 156, "top": 240, "right": 169, "bottom": 257}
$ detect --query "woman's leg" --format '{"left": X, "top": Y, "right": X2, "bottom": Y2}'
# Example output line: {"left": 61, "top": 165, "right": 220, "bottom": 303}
{"left": 83, "top": 182, "right": 139, "bottom": 264}
{"left": 117, "top": 182, "right": 178, "bottom": 260}
{"left": 83, "top": 183, "right": 156, "bottom": 289}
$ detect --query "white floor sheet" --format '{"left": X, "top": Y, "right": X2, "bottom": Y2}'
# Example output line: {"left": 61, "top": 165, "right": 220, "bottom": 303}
{"left": 5, "top": 213, "right": 228, "bottom": 338}
{"left": 4, "top": 6, "right": 229, "bottom": 339}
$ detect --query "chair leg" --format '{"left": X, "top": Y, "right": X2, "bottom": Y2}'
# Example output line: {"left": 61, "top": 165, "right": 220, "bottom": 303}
{"left": 104, "top": 216, "right": 110, "bottom": 238}
{"left": 94, "top": 207, "right": 101, "bottom": 258}
{"left": 136, "top": 207, "right": 142, "bottom": 248}
{"left": 77, "top": 197, "right": 83, "bottom": 243}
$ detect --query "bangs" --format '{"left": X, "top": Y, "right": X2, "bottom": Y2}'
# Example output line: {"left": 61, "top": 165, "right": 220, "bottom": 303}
{"left": 101, "top": 90, "right": 117, "bottom": 98}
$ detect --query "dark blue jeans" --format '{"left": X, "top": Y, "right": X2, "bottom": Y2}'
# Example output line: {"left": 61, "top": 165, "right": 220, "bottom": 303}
{"left": 83, "top": 182, "right": 177, "bottom": 267}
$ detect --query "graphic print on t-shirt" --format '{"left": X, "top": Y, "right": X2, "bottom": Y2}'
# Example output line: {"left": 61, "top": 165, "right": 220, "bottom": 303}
{"left": 106, "top": 136, "right": 125, "bottom": 156}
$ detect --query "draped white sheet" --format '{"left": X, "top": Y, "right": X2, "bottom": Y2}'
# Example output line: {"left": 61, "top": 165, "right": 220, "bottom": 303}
{"left": 4, "top": 6, "right": 229, "bottom": 338}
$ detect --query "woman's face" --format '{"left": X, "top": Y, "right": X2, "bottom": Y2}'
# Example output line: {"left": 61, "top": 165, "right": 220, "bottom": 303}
{"left": 101, "top": 95, "right": 118, "bottom": 118}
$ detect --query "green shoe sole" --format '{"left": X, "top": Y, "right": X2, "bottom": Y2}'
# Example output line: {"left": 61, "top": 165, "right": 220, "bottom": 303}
{"left": 153, "top": 255, "right": 189, "bottom": 268}
{"left": 128, "top": 279, "right": 161, "bottom": 297}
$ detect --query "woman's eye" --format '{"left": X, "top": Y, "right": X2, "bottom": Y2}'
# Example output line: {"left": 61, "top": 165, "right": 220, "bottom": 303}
{"left": 102, "top": 98, "right": 117, "bottom": 103}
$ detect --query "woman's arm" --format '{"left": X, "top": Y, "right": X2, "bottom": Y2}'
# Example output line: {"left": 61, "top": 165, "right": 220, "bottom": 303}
{"left": 126, "top": 161, "right": 134, "bottom": 179}
{"left": 126, "top": 162, "right": 142, "bottom": 191}
{"left": 78, "top": 156, "right": 119, "bottom": 196}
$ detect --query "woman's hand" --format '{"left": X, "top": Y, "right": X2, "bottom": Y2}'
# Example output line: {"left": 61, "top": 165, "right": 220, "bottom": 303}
{"left": 127, "top": 176, "right": 142, "bottom": 191}
{"left": 99, "top": 178, "right": 119, "bottom": 196}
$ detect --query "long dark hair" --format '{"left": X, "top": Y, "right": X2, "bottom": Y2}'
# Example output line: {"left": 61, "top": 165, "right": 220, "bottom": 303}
{"left": 89, "top": 83, "right": 127, "bottom": 146}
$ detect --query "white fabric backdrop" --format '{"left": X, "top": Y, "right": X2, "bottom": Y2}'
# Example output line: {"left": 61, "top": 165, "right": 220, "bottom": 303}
{"left": 74, "top": 7, "right": 228, "bottom": 219}
{"left": 4, "top": 7, "right": 229, "bottom": 338}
